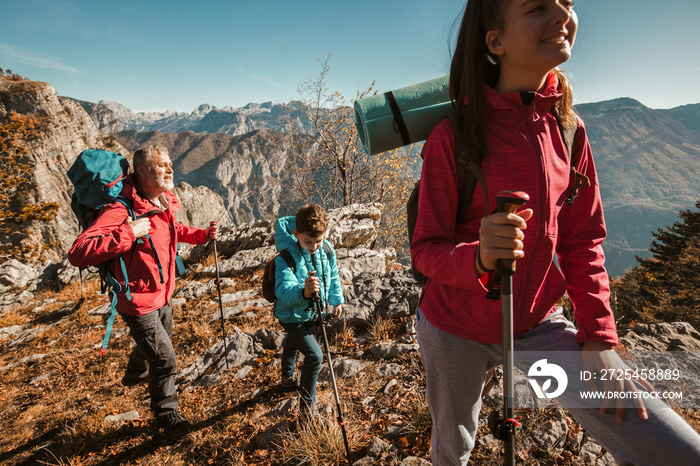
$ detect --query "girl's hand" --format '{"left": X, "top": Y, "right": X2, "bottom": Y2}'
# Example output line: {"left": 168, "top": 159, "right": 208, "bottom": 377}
{"left": 581, "top": 341, "right": 655, "bottom": 424}
{"left": 303, "top": 275, "right": 320, "bottom": 299}
{"left": 333, "top": 305, "right": 342, "bottom": 320}
{"left": 477, "top": 208, "right": 534, "bottom": 273}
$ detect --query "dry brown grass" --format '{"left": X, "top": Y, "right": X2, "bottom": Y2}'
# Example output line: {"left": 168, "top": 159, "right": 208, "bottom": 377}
{"left": 369, "top": 313, "right": 394, "bottom": 342}
{"left": 0, "top": 307, "right": 29, "bottom": 327}
{"left": 0, "top": 272, "right": 430, "bottom": 465}
{"left": 200, "top": 251, "right": 218, "bottom": 270}
{"left": 2, "top": 268, "right": 699, "bottom": 465}
{"left": 399, "top": 390, "right": 431, "bottom": 438}
{"left": 330, "top": 321, "right": 358, "bottom": 352}
{"left": 276, "top": 408, "right": 360, "bottom": 465}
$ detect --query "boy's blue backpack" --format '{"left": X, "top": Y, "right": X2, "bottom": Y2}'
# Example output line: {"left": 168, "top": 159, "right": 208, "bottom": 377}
{"left": 68, "top": 149, "right": 164, "bottom": 355}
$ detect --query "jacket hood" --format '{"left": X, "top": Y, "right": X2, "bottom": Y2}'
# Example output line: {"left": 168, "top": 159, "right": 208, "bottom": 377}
{"left": 483, "top": 71, "right": 563, "bottom": 123}
{"left": 272, "top": 215, "right": 344, "bottom": 323}
{"left": 275, "top": 216, "right": 299, "bottom": 253}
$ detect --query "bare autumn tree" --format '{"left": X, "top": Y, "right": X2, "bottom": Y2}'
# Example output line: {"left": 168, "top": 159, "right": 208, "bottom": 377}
{"left": 281, "top": 56, "right": 417, "bottom": 251}
{"left": 0, "top": 112, "right": 59, "bottom": 260}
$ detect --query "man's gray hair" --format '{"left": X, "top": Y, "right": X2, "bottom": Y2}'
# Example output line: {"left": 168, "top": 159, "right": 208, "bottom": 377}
{"left": 133, "top": 145, "right": 169, "bottom": 168}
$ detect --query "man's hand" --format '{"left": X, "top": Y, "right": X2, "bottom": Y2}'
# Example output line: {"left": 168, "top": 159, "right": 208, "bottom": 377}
{"left": 128, "top": 218, "right": 151, "bottom": 239}
{"left": 205, "top": 224, "right": 220, "bottom": 240}
{"left": 581, "top": 341, "right": 655, "bottom": 424}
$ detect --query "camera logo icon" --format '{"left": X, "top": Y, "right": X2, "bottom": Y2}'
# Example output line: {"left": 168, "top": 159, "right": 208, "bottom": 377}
{"left": 528, "top": 359, "right": 568, "bottom": 399}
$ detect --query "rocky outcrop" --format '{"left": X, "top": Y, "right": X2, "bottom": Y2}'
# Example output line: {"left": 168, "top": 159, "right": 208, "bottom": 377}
{"left": 0, "top": 259, "right": 38, "bottom": 289}
{"left": 186, "top": 203, "right": 396, "bottom": 280}
{"left": 69, "top": 98, "right": 124, "bottom": 134}
{"left": 0, "top": 77, "right": 127, "bottom": 257}
{"left": 114, "top": 128, "right": 301, "bottom": 225}
{"left": 620, "top": 322, "right": 700, "bottom": 351}
{"left": 173, "top": 182, "right": 233, "bottom": 230}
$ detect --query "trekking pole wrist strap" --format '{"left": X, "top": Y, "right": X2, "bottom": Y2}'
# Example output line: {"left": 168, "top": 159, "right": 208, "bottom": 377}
{"left": 476, "top": 245, "right": 495, "bottom": 274}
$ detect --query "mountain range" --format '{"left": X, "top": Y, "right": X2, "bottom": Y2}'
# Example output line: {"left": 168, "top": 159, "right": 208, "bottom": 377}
{"left": 3, "top": 75, "right": 699, "bottom": 278}
{"left": 94, "top": 99, "right": 298, "bottom": 136}
{"left": 82, "top": 96, "right": 700, "bottom": 278}
{"left": 575, "top": 99, "right": 700, "bottom": 276}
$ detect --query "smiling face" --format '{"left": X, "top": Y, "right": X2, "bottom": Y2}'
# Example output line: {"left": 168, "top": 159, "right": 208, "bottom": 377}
{"left": 486, "top": 0, "right": 575, "bottom": 93}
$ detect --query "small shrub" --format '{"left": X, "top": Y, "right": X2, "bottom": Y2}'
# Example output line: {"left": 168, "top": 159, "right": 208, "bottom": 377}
{"left": 369, "top": 314, "right": 393, "bottom": 342}
{"left": 276, "top": 410, "right": 355, "bottom": 465}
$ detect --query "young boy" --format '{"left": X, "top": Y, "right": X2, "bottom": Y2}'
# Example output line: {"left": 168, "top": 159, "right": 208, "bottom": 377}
{"left": 273, "top": 203, "right": 344, "bottom": 414}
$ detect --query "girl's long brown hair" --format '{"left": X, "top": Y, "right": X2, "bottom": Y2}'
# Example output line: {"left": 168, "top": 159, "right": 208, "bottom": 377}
{"left": 449, "top": 0, "right": 576, "bottom": 159}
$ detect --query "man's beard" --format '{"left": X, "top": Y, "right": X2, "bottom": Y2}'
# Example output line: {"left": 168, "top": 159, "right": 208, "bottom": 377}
{"left": 152, "top": 173, "right": 174, "bottom": 191}
{"left": 160, "top": 179, "right": 174, "bottom": 190}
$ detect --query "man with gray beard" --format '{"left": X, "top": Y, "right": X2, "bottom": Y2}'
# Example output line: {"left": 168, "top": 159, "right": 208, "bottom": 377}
{"left": 69, "top": 145, "right": 219, "bottom": 439}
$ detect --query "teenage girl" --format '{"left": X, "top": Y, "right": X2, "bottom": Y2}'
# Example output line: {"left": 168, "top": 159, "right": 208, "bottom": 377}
{"left": 410, "top": 1, "right": 700, "bottom": 464}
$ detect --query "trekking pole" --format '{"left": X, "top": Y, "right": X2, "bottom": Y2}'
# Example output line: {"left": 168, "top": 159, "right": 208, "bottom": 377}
{"left": 488, "top": 191, "right": 529, "bottom": 466}
{"left": 211, "top": 221, "right": 229, "bottom": 371}
{"left": 308, "top": 268, "right": 352, "bottom": 465}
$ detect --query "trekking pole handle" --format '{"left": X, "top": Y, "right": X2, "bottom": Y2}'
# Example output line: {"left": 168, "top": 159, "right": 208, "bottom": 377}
{"left": 210, "top": 221, "right": 221, "bottom": 282}
{"left": 495, "top": 191, "right": 530, "bottom": 273}
{"left": 307, "top": 270, "right": 320, "bottom": 301}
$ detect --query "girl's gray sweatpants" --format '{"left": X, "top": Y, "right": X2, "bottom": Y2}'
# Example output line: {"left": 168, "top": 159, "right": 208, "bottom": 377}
{"left": 416, "top": 307, "right": 700, "bottom": 465}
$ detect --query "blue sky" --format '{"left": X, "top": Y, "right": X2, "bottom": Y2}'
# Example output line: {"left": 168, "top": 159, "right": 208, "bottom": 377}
{"left": 1, "top": 0, "right": 698, "bottom": 113}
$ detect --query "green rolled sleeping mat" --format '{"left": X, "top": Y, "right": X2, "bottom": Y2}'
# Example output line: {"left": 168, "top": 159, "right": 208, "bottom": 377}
{"left": 353, "top": 75, "right": 452, "bottom": 155}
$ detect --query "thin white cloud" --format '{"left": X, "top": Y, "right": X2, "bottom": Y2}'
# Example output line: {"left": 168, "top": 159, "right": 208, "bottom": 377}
{"left": 0, "top": 42, "right": 81, "bottom": 73}
{"left": 237, "top": 65, "right": 283, "bottom": 89}
{"left": 250, "top": 72, "right": 284, "bottom": 89}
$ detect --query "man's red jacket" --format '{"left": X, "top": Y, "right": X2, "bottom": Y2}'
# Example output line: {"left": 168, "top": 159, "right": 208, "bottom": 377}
{"left": 68, "top": 175, "right": 207, "bottom": 316}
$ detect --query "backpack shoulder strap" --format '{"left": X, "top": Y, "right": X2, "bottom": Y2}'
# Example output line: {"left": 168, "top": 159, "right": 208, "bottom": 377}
{"left": 278, "top": 250, "right": 296, "bottom": 272}
{"left": 98, "top": 220, "right": 132, "bottom": 356}
{"left": 113, "top": 196, "right": 165, "bottom": 284}
{"left": 551, "top": 108, "right": 590, "bottom": 205}
{"left": 322, "top": 241, "right": 332, "bottom": 262}
{"left": 551, "top": 107, "right": 578, "bottom": 163}
{"left": 112, "top": 196, "right": 137, "bottom": 221}
{"left": 450, "top": 109, "right": 490, "bottom": 220}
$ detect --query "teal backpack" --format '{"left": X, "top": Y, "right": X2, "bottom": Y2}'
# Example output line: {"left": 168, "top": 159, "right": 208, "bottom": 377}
{"left": 68, "top": 149, "right": 164, "bottom": 355}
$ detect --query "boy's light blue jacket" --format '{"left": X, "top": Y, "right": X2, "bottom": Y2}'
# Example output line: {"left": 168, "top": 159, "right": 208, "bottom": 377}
{"left": 273, "top": 216, "right": 344, "bottom": 324}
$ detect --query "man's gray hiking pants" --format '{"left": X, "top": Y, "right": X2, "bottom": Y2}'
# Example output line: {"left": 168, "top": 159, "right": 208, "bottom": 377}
{"left": 119, "top": 304, "right": 179, "bottom": 415}
{"left": 416, "top": 307, "right": 700, "bottom": 465}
